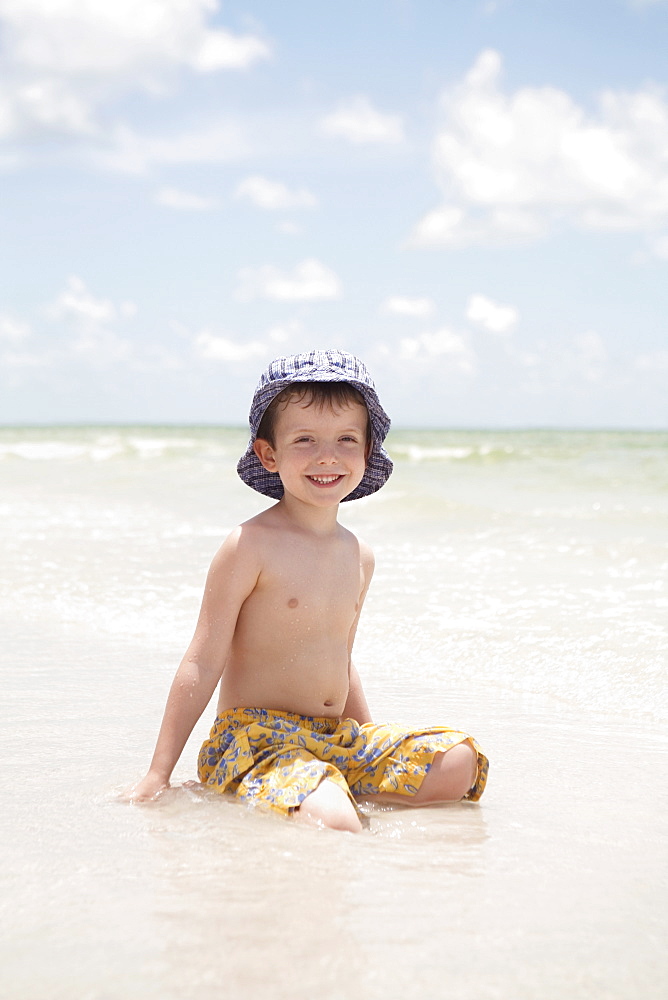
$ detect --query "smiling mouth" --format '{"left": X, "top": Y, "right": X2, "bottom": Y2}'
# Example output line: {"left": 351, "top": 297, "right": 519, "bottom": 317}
{"left": 307, "top": 474, "right": 344, "bottom": 485}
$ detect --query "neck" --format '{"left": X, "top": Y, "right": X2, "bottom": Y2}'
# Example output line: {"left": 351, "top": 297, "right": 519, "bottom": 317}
{"left": 275, "top": 494, "right": 341, "bottom": 534}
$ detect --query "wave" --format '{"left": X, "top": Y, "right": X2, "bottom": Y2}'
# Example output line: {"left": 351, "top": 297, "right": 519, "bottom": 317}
{"left": 0, "top": 428, "right": 246, "bottom": 463}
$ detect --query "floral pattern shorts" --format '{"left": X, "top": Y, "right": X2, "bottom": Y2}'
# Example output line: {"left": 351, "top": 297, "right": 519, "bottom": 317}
{"left": 198, "top": 707, "right": 489, "bottom": 815}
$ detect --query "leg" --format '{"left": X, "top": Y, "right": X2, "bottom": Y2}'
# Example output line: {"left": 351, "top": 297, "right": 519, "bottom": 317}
{"left": 366, "top": 740, "right": 478, "bottom": 807}
{"left": 411, "top": 741, "right": 478, "bottom": 804}
{"left": 295, "top": 778, "right": 363, "bottom": 833}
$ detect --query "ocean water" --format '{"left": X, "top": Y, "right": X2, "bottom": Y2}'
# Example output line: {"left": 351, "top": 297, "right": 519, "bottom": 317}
{"left": 1, "top": 426, "right": 666, "bottom": 1000}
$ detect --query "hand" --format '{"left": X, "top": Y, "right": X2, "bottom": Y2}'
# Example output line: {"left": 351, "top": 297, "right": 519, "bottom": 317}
{"left": 125, "top": 772, "right": 170, "bottom": 803}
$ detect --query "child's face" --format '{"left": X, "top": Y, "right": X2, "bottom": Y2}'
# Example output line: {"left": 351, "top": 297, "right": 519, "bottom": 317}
{"left": 254, "top": 392, "right": 369, "bottom": 506}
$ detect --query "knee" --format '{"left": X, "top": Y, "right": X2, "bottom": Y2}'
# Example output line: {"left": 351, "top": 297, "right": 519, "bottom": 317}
{"left": 444, "top": 741, "right": 478, "bottom": 801}
{"left": 295, "top": 781, "right": 363, "bottom": 833}
{"left": 323, "top": 810, "right": 363, "bottom": 834}
{"left": 419, "top": 742, "right": 478, "bottom": 804}
{"left": 449, "top": 742, "right": 478, "bottom": 800}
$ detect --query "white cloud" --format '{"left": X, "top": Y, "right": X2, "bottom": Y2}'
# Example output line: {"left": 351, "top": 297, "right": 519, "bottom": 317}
{"left": 266, "top": 320, "right": 303, "bottom": 344}
{"left": 0, "top": 314, "right": 31, "bottom": 341}
{"left": 235, "top": 175, "right": 317, "bottom": 210}
{"left": 320, "top": 95, "right": 404, "bottom": 144}
{"left": 0, "top": 0, "right": 269, "bottom": 78}
{"left": 236, "top": 258, "right": 342, "bottom": 302}
{"left": 277, "top": 220, "right": 303, "bottom": 235}
{"left": 44, "top": 275, "right": 137, "bottom": 365}
{"left": 194, "top": 331, "right": 267, "bottom": 363}
{"left": 48, "top": 275, "right": 117, "bottom": 326}
{"left": 154, "top": 186, "right": 219, "bottom": 211}
{"left": 189, "top": 27, "right": 271, "bottom": 72}
{"left": 89, "top": 122, "right": 248, "bottom": 174}
{"left": 466, "top": 293, "right": 519, "bottom": 334}
{"left": 634, "top": 349, "right": 668, "bottom": 371}
{"left": 411, "top": 204, "right": 543, "bottom": 246}
{"left": 0, "top": 0, "right": 269, "bottom": 148}
{"left": 194, "top": 319, "right": 304, "bottom": 363}
{"left": 395, "top": 328, "right": 475, "bottom": 372}
{"left": 0, "top": 77, "right": 96, "bottom": 139}
{"left": 412, "top": 49, "right": 668, "bottom": 247}
{"left": 69, "top": 328, "right": 133, "bottom": 364}
{"left": 382, "top": 296, "right": 436, "bottom": 318}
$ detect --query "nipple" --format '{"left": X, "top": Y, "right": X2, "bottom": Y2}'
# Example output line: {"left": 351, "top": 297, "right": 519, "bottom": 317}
{"left": 288, "top": 597, "right": 299, "bottom": 608}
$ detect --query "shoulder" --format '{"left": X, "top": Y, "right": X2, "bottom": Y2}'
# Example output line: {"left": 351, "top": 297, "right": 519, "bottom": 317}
{"left": 209, "top": 505, "right": 289, "bottom": 573}
{"left": 358, "top": 537, "right": 375, "bottom": 572}
{"left": 340, "top": 526, "right": 375, "bottom": 576}
{"left": 216, "top": 507, "right": 278, "bottom": 551}
{"left": 208, "top": 517, "right": 267, "bottom": 578}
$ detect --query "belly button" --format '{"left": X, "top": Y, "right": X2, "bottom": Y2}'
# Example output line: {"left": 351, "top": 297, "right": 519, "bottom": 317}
{"left": 324, "top": 699, "right": 333, "bottom": 707}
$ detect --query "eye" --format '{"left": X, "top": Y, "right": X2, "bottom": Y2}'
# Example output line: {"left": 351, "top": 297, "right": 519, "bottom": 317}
{"left": 340, "top": 435, "right": 359, "bottom": 443}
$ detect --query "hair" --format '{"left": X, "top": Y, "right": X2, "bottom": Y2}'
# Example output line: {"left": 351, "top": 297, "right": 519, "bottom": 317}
{"left": 256, "top": 382, "right": 371, "bottom": 449}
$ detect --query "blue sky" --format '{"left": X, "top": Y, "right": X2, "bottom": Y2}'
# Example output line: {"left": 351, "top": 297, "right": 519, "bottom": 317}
{"left": 1, "top": 0, "right": 667, "bottom": 427}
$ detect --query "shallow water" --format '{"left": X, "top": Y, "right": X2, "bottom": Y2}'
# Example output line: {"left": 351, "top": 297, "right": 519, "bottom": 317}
{"left": 1, "top": 427, "right": 666, "bottom": 999}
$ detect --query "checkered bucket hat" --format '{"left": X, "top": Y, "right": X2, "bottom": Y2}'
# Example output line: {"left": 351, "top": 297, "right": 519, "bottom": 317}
{"left": 237, "top": 350, "right": 393, "bottom": 501}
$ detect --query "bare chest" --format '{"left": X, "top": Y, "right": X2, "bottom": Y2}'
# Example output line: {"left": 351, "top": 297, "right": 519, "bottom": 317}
{"left": 245, "top": 537, "right": 362, "bottom": 633}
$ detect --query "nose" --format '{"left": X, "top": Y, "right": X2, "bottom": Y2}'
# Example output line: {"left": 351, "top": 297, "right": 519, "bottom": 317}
{"left": 316, "top": 441, "right": 338, "bottom": 464}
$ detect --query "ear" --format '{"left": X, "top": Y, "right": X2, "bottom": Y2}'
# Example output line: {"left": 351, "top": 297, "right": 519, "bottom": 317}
{"left": 253, "top": 438, "right": 278, "bottom": 472}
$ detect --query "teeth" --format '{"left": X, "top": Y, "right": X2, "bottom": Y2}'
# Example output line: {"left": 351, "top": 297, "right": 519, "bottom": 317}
{"left": 309, "top": 475, "right": 340, "bottom": 483}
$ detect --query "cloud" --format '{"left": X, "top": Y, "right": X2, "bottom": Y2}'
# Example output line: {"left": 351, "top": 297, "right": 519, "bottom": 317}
{"left": 194, "top": 331, "right": 267, "bottom": 363}
{"left": 382, "top": 296, "right": 436, "bottom": 318}
{"left": 412, "top": 49, "right": 668, "bottom": 247}
{"left": 392, "top": 328, "right": 475, "bottom": 372}
{"left": 0, "top": 314, "right": 31, "bottom": 341}
{"left": 266, "top": 320, "right": 303, "bottom": 344}
{"left": 48, "top": 275, "right": 117, "bottom": 326}
{"left": 320, "top": 95, "right": 404, "bottom": 144}
{"left": 154, "top": 186, "right": 219, "bottom": 211}
{"left": 45, "top": 275, "right": 136, "bottom": 365}
{"left": 0, "top": 77, "right": 96, "bottom": 139}
{"left": 194, "top": 319, "right": 304, "bottom": 362}
{"left": 506, "top": 331, "right": 611, "bottom": 389}
{"left": 235, "top": 175, "right": 317, "bottom": 210}
{"left": 189, "top": 27, "right": 271, "bottom": 72}
{"left": 89, "top": 121, "right": 248, "bottom": 174}
{"left": 0, "top": 0, "right": 269, "bottom": 78}
{"left": 466, "top": 293, "right": 519, "bottom": 334}
{"left": 277, "top": 220, "right": 303, "bottom": 235}
{"left": 0, "top": 0, "right": 269, "bottom": 149}
{"left": 236, "top": 258, "right": 342, "bottom": 301}
{"left": 634, "top": 349, "right": 668, "bottom": 370}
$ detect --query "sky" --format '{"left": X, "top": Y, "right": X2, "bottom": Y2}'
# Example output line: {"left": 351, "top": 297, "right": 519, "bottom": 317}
{"left": 1, "top": 0, "right": 667, "bottom": 428}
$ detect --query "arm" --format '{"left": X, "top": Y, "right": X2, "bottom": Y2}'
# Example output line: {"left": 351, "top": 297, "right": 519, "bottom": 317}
{"left": 130, "top": 526, "right": 261, "bottom": 801}
{"left": 342, "top": 662, "right": 372, "bottom": 724}
{"left": 342, "top": 539, "right": 374, "bottom": 725}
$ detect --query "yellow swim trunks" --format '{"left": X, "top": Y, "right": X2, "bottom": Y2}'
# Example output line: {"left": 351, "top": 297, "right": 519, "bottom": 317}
{"left": 198, "top": 707, "right": 489, "bottom": 815}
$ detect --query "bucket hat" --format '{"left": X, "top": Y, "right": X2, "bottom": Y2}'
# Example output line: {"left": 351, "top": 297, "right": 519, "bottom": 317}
{"left": 237, "top": 349, "right": 393, "bottom": 501}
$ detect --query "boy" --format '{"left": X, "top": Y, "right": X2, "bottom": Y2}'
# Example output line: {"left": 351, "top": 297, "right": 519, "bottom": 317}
{"left": 131, "top": 350, "right": 488, "bottom": 832}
